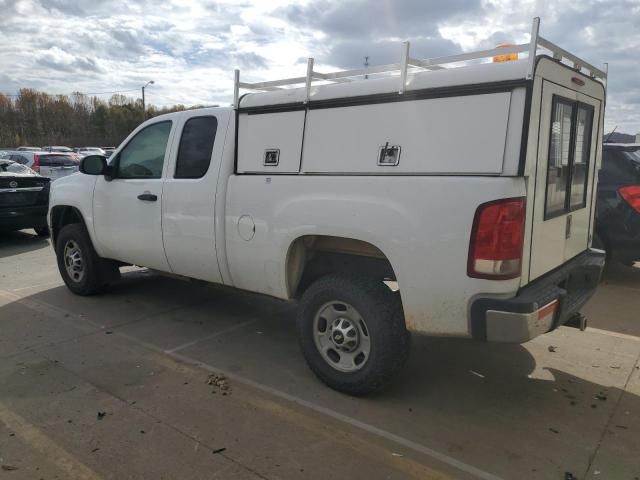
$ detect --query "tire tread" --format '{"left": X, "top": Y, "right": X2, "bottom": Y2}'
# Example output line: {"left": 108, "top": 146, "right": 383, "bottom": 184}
{"left": 297, "top": 273, "right": 410, "bottom": 396}
{"left": 55, "top": 223, "right": 119, "bottom": 295}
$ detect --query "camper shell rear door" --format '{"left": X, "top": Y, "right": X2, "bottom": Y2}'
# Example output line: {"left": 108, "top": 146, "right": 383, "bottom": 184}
{"left": 527, "top": 57, "right": 604, "bottom": 281}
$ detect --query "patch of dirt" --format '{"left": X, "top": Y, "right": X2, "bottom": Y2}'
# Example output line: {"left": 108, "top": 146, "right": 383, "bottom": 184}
{"left": 207, "top": 373, "right": 231, "bottom": 395}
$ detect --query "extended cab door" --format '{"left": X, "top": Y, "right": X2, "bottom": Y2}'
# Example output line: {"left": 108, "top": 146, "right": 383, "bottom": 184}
{"left": 161, "top": 110, "right": 229, "bottom": 283}
{"left": 93, "top": 120, "right": 174, "bottom": 271}
{"left": 529, "top": 81, "right": 600, "bottom": 279}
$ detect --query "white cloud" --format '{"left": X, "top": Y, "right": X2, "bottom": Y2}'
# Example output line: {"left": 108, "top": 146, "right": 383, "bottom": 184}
{"left": 0, "top": 0, "right": 638, "bottom": 133}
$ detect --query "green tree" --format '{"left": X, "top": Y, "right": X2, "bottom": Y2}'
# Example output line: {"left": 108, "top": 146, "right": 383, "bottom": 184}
{"left": 0, "top": 89, "right": 195, "bottom": 148}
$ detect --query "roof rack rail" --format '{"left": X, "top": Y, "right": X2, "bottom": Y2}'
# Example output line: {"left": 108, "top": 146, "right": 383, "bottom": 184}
{"left": 233, "top": 17, "right": 607, "bottom": 107}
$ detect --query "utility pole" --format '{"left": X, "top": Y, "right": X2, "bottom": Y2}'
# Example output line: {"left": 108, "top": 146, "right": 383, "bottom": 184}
{"left": 364, "top": 56, "right": 369, "bottom": 79}
{"left": 141, "top": 80, "right": 154, "bottom": 121}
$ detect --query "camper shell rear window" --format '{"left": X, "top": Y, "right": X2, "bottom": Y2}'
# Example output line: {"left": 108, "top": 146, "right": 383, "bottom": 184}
{"left": 544, "top": 95, "right": 594, "bottom": 219}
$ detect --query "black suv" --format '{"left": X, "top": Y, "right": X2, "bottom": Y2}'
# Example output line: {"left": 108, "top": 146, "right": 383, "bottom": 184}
{"left": 595, "top": 143, "right": 640, "bottom": 264}
{"left": 0, "top": 159, "right": 50, "bottom": 236}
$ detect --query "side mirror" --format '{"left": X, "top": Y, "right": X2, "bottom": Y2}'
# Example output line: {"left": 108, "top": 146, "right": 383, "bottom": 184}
{"left": 80, "top": 155, "right": 107, "bottom": 175}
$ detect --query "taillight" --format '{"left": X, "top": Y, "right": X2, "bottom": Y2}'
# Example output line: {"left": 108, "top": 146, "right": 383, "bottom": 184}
{"left": 468, "top": 197, "right": 526, "bottom": 280}
{"left": 32, "top": 154, "right": 40, "bottom": 173}
{"left": 618, "top": 185, "right": 640, "bottom": 212}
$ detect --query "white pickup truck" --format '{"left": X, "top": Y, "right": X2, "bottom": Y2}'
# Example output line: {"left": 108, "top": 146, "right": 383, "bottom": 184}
{"left": 49, "top": 19, "right": 607, "bottom": 395}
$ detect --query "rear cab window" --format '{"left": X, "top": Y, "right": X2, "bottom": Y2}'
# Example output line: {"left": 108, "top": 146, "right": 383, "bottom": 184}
{"left": 175, "top": 116, "right": 218, "bottom": 179}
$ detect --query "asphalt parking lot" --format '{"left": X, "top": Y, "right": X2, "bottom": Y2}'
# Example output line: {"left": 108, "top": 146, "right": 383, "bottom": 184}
{"left": 1, "top": 230, "right": 639, "bottom": 480}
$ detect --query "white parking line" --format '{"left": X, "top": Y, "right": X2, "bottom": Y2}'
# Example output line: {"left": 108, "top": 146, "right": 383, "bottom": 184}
{"left": 165, "top": 349, "right": 505, "bottom": 480}
{"left": 11, "top": 280, "right": 64, "bottom": 292}
{"left": 164, "top": 319, "right": 258, "bottom": 353}
{"left": 0, "top": 401, "right": 102, "bottom": 480}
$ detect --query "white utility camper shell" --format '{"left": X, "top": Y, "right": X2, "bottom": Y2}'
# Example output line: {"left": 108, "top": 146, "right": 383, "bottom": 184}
{"left": 234, "top": 17, "right": 605, "bottom": 179}
{"left": 236, "top": 61, "right": 533, "bottom": 175}
{"left": 49, "top": 18, "right": 607, "bottom": 395}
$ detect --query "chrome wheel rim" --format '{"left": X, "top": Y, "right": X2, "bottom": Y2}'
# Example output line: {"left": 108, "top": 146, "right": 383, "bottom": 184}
{"left": 63, "top": 240, "right": 85, "bottom": 283}
{"left": 313, "top": 301, "right": 371, "bottom": 373}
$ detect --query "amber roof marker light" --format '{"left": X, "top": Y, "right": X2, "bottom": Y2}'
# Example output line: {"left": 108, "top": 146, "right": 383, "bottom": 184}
{"left": 493, "top": 44, "right": 519, "bottom": 63}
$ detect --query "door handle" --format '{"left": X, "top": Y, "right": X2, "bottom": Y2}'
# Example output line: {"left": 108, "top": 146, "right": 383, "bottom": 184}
{"left": 137, "top": 192, "right": 157, "bottom": 202}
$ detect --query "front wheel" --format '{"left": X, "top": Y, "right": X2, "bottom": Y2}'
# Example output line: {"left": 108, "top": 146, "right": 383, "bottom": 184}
{"left": 55, "top": 223, "right": 120, "bottom": 295}
{"left": 297, "top": 274, "right": 410, "bottom": 396}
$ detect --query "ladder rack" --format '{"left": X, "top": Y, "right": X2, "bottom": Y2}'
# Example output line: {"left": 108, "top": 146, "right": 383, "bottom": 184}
{"left": 233, "top": 17, "right": 607, "bottom": 107}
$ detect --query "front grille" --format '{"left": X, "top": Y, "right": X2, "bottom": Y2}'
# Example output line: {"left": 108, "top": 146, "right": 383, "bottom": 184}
{"left": 0, "top": 178, "right": 47, "bottom": 189}
{"left": 0, "top": 177, "right": 49, "bottom": 208}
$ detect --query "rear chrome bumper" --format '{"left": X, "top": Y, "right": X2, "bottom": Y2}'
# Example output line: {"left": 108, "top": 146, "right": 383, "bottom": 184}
{"left": 470, "top": 248, "right": 606, "bottom": 343}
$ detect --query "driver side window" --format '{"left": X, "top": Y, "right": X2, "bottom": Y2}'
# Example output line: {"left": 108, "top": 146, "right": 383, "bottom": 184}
{"left": 117, "top": 121, "right": 172, "bottom": 179}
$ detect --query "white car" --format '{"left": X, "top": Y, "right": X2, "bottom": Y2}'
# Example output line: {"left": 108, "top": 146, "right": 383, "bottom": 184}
{"left": 76, "top": 147, "right": 107, "bottom": 157}
{"left": 48, "top": 19, "right": 607, "bottom": 395}
{"left": 42, "top": 146, "right": 74, "bottom": 153}
{"left": 3, "top": 151, "right": 79, "bottom": 181}
{"left": 16, "top": 146, "right": 42, "bottom": 152}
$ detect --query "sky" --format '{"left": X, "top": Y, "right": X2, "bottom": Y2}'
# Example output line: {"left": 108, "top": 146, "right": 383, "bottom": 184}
{"left": 1, "top": 0, "right": 639, "bottom": 134}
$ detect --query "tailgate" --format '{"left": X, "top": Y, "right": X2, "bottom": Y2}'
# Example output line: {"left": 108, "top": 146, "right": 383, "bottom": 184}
{"left": 39, "top": 154, "right": 79, "bottom": 180}
{"left": 529, "top": 79, "right": 602, "bottom": 280}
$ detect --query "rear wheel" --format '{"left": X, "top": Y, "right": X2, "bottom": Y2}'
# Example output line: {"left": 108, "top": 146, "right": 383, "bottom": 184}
{"left": 55, "top": 223, "right": 120, "bottom": 295}
{"left": 297, "top": 274, "right": 410, "bottom": 396}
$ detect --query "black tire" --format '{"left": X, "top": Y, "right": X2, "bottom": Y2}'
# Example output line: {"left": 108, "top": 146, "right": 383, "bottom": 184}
{"left": 55, "top": 223, "right": 120, "bottom": 295}
{"left": 34, "top": 226, "right": 49, "bottom": 237}
{"left": 297, "top": 274, "right": 410, "bottom": 396}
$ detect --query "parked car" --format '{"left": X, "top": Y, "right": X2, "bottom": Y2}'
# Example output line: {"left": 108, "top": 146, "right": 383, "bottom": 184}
{"left": 102, "top": 147, "right": 116, "bottom": 157}
{"left": 43, "top": 146, "right": 81, "bottom": 161}
{"left": 76, "top": 147, "right": 107, "bottom": 157}
{"left": 0, "top": 159, "right": 50, "bottom": 236}
{"left": 42, "top": 146, "right": 74, "bottom": 153}
{"left": 48, "top": 19, "right": 606, "bottom": 395}
{"left": 16, "top": 146, "right": 42, "bottom": 152}
{"left": 595, "top": 143, "right": 640, "bottom": 265}
{"left": 2, "top": 151, "right": 79, "bottom": 181}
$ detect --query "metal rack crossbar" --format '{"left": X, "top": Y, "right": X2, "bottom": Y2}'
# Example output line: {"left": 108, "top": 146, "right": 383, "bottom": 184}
{"left": 233, "top": 17, "right": 607, "bottom": 107}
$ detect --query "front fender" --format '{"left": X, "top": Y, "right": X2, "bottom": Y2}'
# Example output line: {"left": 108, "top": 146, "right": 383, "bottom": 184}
{"left": 49, "top": 174, "right": 99, "bottom": 251}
